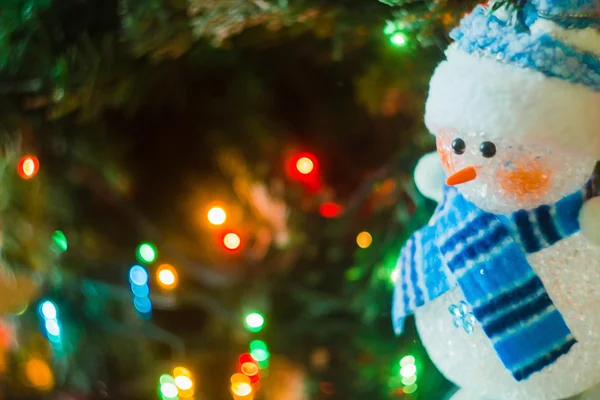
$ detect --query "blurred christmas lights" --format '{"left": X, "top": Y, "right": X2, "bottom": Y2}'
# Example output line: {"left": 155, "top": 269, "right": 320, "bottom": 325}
{"left": 223, "top": 233, "right": 241, "bottom": 250}
{"left": 39, "top": 301, "right": 57, "bottom": 320}
{"left": 38, "top": 300, "right": 62, "bottom": 346}
{"left": 157, "top": 264, "right": 178, "bottom": 290}
{"left": 390, "top": 32, "right": 408, "bottom": 46}
{"left": 159, "top": 374, "right": 179, "bottom": 400}
{"left": 296, "top": 157, "right": 314, "bottom": 175}
{"left": 356, "top": 231, "right": 373, "bottom": 249}
{"left": 383, "top": 20, "right": 409, "bottom": 47}
{"left": 231, "top": 382, "right": 253, "bottom": 396}
{"left": 399, "top": 355, "right": 415, "bottom": 367}
{"left": 319, "top": 202, "right": 343, "bottom": 218}
{"left": 245, "top": 312, "right": 264, "bottom": 332}
{"left": 398, "top": 354, "right": 418, "bottom": 393}
{"left": 18, "top": 155, "right": 39, "bottom": 179}
{"left": 173, "top": 366, "right": 195, "bottom": 398}
{"left": 136, "top": 242, "right": 157, "bottom": 264}
{"left": 25, "top": 358, "right": 54, "bottom": 391}
{"left": 51, "top": 230, "right": 68, "bottom": 253}
{"left": 207, "top": 206, "right": 227, "bottom": 226}
{"left": 391, "top": 269, "right": 400, "bottom": 284}
{"left": 400, "top": 363, "right": 417, "bottom": 378}
{"left": 129, "top": 265, "right": 152, "bottom": 317}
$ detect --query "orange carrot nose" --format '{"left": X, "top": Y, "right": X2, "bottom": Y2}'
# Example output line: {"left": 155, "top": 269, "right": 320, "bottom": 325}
{"left": 446, "top": 166, "right": 477, "bottom": 186}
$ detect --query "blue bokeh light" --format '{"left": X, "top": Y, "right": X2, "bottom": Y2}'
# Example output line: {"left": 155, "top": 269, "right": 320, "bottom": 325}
{"left": 131, "top": 282, "right": 150, "bottom": 297}
{"left": 129, "top": 265, "right": 149, "bottom": 286}
{"left": 134, "top": 296, "right": 152, "bottom": 313}
{"left": 39, "top": 300, "right": 58, "bottom": 320}
{"left": 45, "top": 319, "right": 61, "bottom": 337}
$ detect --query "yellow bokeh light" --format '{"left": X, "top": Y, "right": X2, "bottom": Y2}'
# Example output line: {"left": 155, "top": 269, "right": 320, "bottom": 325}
{"left": 230, "top": 373, "right": 250, "bottom": 385}
{"left": 356, "top": 231, "right": 373, "bottom": 249}
{"left": 207, "top": 206, "right": 227, "bottom": 226}
{"left": 173, "top": 366, "right": 192, "bottom": 378}
{"left": 25, "top": 358, "right": 54, "bottom": 391}
{"left": 296, "top": 157, "right": 314, "bottom": 175}
{"left": 173, "top": 367, "right": 195, "bottom": 398}
{"left": 231, "top": 382, "right": 253, "bottom": 396}
{"left": 241, "top": 362, "right": 259, "bottom": 377}
{"left": 223, "top": 233, "right": 241, "bottom": 250}
{"left": 23, "top": 159, "right": 35, "bottom": 176}
{"left": 157, "top": 264, "right": 178, "bottom": 290}
{"left": 175, "top": 375, "right": 193, "bottom": 390}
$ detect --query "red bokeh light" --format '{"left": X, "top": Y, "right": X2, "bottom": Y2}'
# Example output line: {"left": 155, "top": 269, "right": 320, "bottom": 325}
{"left": 319, "top": 202, "right": 343, "bottom": 218}
{"left": 17, "top": 155, "right": 39, "bottom": 180}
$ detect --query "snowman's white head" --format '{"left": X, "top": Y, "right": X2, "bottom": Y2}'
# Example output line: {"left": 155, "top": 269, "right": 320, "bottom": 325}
{"left": 424, "top": 1, "right": 600, "bottom": 214}
{"left": 435, "top": 129, "right": 596, "bottom": 214}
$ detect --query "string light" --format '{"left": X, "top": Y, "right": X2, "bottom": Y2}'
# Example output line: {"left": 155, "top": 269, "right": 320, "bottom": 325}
{"left": 207, "top": 206, "right": 227, "bottom": 226}
{"left": 250, "top": 349, "right": 269, "bottom": 363}
{"left": 403, "top": 384, "right": 418, "bottom": 394}
{"left": 356, "top": 231, "right": 373, "bottom": 249}
{"left": 39, "top": 301, "right": 57, "bottom": 320}
{"left": 390, "top": 32, "right": 408, "bottom": 47}
{"left": 245, "top": 312, "right": 264, "bottom": 332}
{"left": 173, "top": 366, "right": 195, "bottom": 398}
{"left": 319, "top": 202, "right": 343, "bottom": 218}
{"left": 391, "top": 269, "right": 400, "bottom": 284}
{"left": 157, "top": 264, "right": 178, "bottom": 290}
{"left": 45, "top": 320, "right": 60, "bottom": 337}
{"left": 402, "top": 375, "right": 417, "bottom": 386}
{"left": 25, "top": 358, "right": 54, "bottom": 391}
{"left": 160, "top": 383, "right": 178, "bottom": 399}
{"left": 400, "top": 364, "right": 417, "bottom": 378}
{"left": 223, "top": 233, "right": 241, "bottom": 250}
{"left": 129, "top": 265, "right": 149, "bottom": 286}
{"left": 296, "top": 157, "right": 314, "bottom": 175}
{"left": 18, "top": 155, "right": 39, "bottom": 179}
{"left": 241, "top": 362, "right": 259, "bottom": 377}
{"left": 136, "top": 242, "right": 157, "bottom": 264}
{"left": 230, "top": 373, "right": 250, "bottom": 385}
{"left": 399, "top": 355, "right": 415, "bottom": 367}
{"left": 129, "top": 265, "right": 152, "bottom": 316}
{"left": 231, "top": 382, "right": 253, "bottom": 396}
{"left": 159, "top": 375, "right": 178, "bottom": 400}
{"left": 51, "top": 230, "right": 68, "bottom": 253}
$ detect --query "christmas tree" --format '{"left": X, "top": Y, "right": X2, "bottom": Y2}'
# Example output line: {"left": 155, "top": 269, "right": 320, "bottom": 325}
{"left": 0, "top": 0, "right": 478, "bottom": 398}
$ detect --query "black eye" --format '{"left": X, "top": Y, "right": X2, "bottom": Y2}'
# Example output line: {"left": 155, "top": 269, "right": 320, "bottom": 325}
{"left": 451, "top": 138, "right": 466, "bottom": 155}
{"left": 480, "top": 141, "right": 497, "bottom": 158}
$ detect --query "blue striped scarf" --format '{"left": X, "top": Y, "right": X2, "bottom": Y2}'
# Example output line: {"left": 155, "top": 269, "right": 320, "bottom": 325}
{"left": 392, "top": 178, "right": 597, "bottom": 381}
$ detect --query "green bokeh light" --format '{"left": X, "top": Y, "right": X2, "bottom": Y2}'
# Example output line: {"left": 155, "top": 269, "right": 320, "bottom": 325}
{"left": 250, "top": 340, "right": 268, "bottom": 351}
{"left": 52, "top": 230, "right": 68, "bottom": 253}
{"left": 399, "top": 355, "right": 415, "bottom": 367}
{"left": 245, "top": 312, "right": 264, "bottom": 332}
{"left": 250, "top": 348, "right": 269, "bottom": 362}
{"left": 136, "top": 242, "right": 157, "bottom": 264}
{"left": 390, "top": 32, "right": 408, "bottom": 47}
{"left": 383, "top": 21, "right": 397, "bottom": 35}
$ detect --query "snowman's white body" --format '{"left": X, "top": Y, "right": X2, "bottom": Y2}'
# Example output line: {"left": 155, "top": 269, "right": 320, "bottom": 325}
{"left": 415, "top": 233, "right": 600, "bottom": 400}
{"left": 409, "top": 7, "right": 600, "bottom": 397}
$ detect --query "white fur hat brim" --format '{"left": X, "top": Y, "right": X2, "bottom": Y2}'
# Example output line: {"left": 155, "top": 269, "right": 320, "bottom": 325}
{"left": 424, "top": 47, "right": 600, "bottom": 160}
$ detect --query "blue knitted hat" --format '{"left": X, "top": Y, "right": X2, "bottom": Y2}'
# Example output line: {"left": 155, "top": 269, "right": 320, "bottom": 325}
{"left": 425, "top": 0, "right": 600, "bottom": 159}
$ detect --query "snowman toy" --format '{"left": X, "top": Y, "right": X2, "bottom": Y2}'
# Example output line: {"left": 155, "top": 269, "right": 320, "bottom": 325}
{"left": 392, "top": 1, "right": 600, "bottom": 399}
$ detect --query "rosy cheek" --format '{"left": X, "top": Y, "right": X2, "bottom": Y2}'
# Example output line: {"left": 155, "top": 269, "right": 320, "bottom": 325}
{"left": 496, "top": 158, "right": 552, "bottom": 203}
{"left": 436, "top": 132, "right": 454, "bottom": 174}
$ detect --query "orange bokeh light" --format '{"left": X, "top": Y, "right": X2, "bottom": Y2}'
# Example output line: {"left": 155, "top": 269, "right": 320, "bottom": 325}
{"left": 223, "top": 233, "right": 241, "bottom": 250}
{"left": 18, "top": 155, "right": 39, "bottom": 179}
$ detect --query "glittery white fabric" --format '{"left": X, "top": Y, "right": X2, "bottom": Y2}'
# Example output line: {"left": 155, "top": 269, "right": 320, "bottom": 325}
{"left": 416, "top": 232, "right": 600, "bottom": 399}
